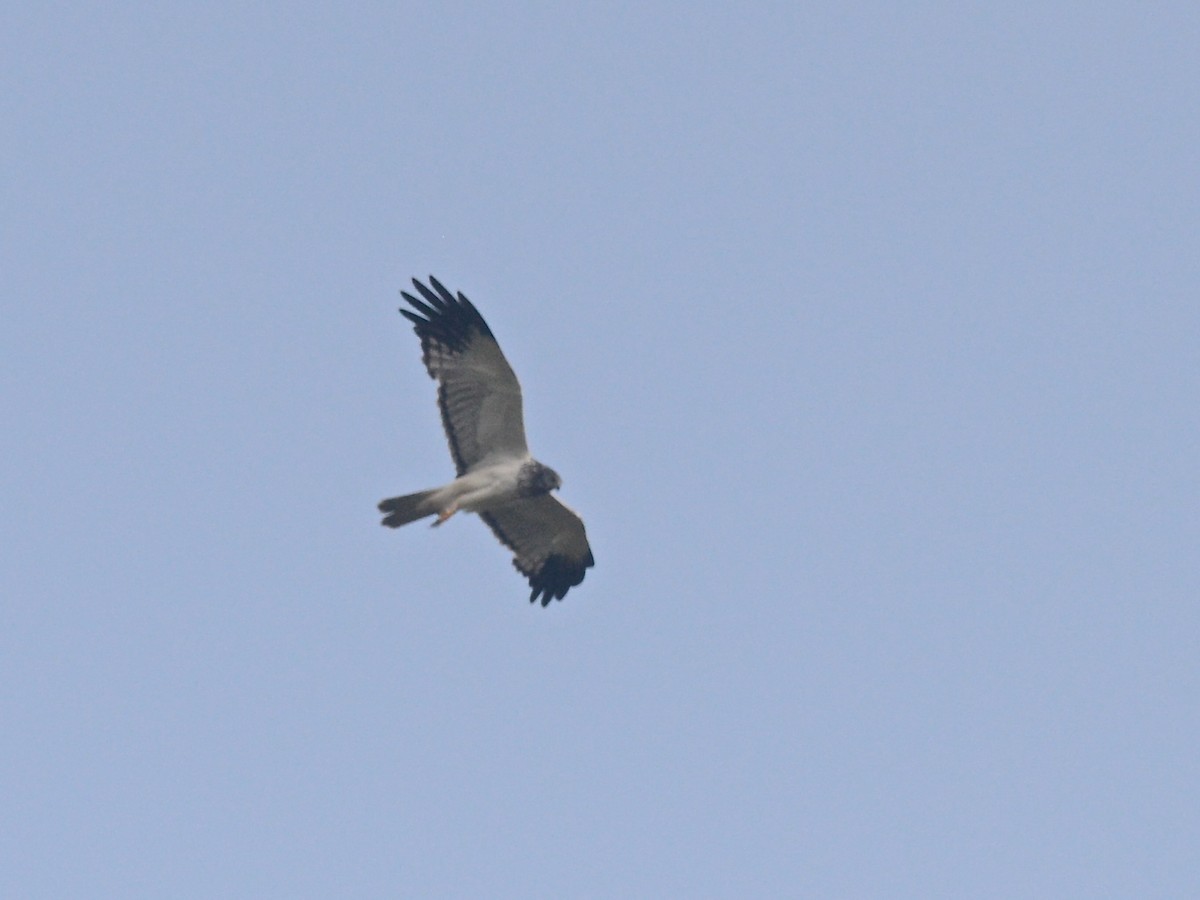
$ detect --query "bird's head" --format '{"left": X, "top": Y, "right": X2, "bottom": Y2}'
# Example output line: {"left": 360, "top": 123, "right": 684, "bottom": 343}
{"left": 520, "top": 460, "right": 562, "bottom": 497}
{"left": 537, "top": 464, "right": 563, "bottom": 493}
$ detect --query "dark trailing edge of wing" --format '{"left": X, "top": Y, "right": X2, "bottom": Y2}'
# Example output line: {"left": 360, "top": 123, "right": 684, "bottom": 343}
{"left": 481, "top": 512, "right": 596, "bottom": 606}
{"left": 399, "top": 276, "right": 497, "bottom": 474}
{"left": 399, "top": 276, "right": 493, "bottom": 354}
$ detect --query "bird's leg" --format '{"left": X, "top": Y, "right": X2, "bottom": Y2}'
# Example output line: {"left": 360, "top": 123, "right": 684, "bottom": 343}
{"left": 431, "top": 504, "right": 458, "bottom": 527}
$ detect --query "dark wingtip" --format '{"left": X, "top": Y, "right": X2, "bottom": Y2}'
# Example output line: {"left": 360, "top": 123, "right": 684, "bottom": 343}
{"left": 397, "top": 276, "right": 493, "bottom": 350}
{"left": 526, "top": 552, "right": 593, "bottom": 606}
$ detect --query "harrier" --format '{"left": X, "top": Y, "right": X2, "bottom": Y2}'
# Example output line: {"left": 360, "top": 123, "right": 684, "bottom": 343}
{"left": 378, "top": 277, "right": 594, "bottom": 605}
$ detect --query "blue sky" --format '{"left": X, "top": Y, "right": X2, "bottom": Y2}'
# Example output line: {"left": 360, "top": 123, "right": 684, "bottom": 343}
{"left": 4, "top": 3, "right": 1198, "bottom": 896}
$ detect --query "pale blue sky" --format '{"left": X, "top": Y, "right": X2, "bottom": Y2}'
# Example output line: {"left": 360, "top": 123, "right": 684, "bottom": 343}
{"left": 3, "top": 3, "right": 1198, "bottom": 897}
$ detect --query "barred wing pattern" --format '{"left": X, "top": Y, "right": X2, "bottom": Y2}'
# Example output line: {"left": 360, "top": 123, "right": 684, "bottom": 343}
{"left": 400, "top": 277, "right": 528, "bottom": 475}
{"left": 393, "top": 277, "right": 595, "bottom": 605}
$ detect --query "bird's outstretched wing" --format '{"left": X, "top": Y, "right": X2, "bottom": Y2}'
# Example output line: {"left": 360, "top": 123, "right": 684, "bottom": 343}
{"left": 400, "top": 277, "right": 528, "bottom": 475}
{"left": 481, "top": 496, "right": 595, "bottom": 605}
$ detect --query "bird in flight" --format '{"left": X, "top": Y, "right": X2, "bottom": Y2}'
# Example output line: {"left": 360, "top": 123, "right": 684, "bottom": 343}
{"left": 378, "top": 276, "right": 595, "bottom": 605}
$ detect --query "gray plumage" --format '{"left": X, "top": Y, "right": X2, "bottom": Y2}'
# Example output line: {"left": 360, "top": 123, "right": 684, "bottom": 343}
{"left": 378, "top": 277, "right": 594, "bottom": 605}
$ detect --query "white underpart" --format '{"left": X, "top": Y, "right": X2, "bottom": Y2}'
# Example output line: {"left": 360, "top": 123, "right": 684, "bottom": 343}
{"left": 434, "top": 457, "right": 531, "bottom": 514}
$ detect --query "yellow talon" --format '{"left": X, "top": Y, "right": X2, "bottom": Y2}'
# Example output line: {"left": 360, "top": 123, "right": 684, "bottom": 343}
{"left": 432, "top": 505, "right": 457, "bottom": 527}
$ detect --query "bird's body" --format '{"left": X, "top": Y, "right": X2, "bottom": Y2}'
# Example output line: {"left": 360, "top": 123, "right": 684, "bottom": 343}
{"left": 379, "top": 457, "right": 557, "bottom": 526}
{"left": 379, "top": 277, "right": 594, "bottom": 605}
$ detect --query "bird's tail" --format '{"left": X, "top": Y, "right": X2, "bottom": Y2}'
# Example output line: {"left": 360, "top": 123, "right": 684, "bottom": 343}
{"left": 378, "top": 489, "right": 439, "bottom": 528}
